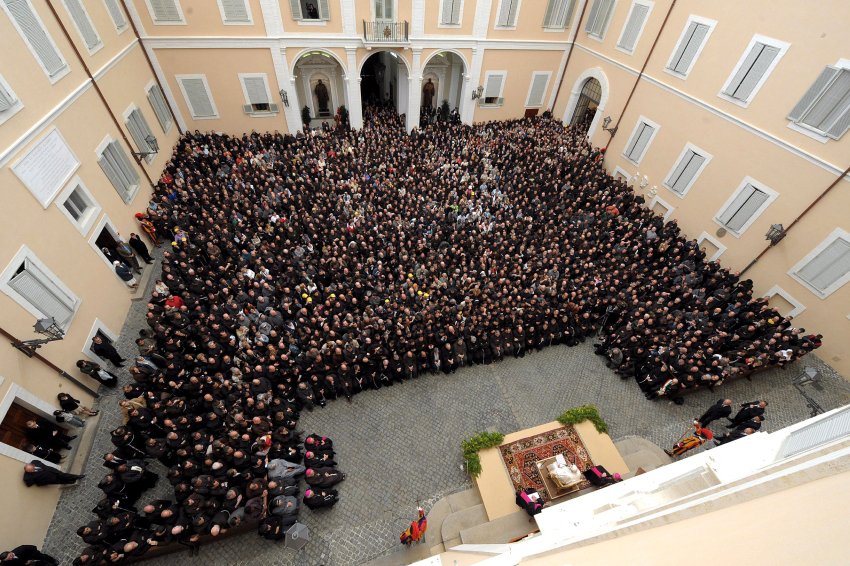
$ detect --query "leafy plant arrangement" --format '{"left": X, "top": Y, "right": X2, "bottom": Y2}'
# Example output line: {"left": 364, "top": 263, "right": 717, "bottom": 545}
{"left": 557, "top": 405, "right": 608, "bottom": 434}
{"left": 461, "top": 431, "right": 505, "bottom": 479}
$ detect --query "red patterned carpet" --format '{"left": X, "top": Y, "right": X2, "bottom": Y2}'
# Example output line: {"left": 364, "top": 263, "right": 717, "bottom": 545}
{"left": 499, "top": 426, "right": 593, "bottom": 493}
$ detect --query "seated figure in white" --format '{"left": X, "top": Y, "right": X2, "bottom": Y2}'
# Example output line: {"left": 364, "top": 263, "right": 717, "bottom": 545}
{"left": 547, "top": 461, "right": 582, "bottom": 489}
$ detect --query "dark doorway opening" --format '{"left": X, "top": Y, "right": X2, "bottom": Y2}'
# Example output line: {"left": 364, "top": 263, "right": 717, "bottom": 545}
{"left": 570, "top": 77, "right": 602, "bottom": 135}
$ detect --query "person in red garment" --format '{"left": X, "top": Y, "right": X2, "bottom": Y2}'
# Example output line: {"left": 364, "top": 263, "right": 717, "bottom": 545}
{"left": 400, "top": 507, "right": 427, "bottom": 546}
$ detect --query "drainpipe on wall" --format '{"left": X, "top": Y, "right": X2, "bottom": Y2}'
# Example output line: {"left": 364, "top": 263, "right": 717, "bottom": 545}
{"left": 44, "top": 0, "right": 156, "bottom": 190}
{"left": 739, "top": 164, "right": 850, "bottom": 277}
{"left": 550, "top": 0, "right": 593, "bottom": 113}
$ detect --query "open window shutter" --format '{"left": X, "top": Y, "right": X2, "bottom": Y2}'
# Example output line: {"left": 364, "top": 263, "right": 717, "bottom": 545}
{"left": 733, "top": 44, "right": 779, "bottom": 100}
{"left": 181, "top": 78, "right": 215, "bottom": 117}
{"left": 244, "top": 76, "right": 269, "bottom": 104}
{"left": 585, "top": 0, "right": 602, "bottom": 33}
{"left": 127, "top": 109, "right": 154, "bottom": 152}
{"left": 9, "top": 259, "right": 75, "bottom": 324}
{"left": 560, "top": 0, "right": 576, "bottom": 29}
{"left": 221, "top": 0, "right": 249, "bottom": 22}
{"left": 100, "top": 142, "right": 138, "bottom": 200}
{"left": 103, "top": 0, "right": 127, "bottom": 29}
{"left": 801, "top": 70, "right": 850, "bottom": 134}
{"left": 596, "top": 0, "right": 615, "bottom": 34}
{"left": 64, "top": 0, "right": 101, "bottom": 50}
{"left": 147, "top": 86, "right": 172, "bottom": 131}
{"left": 289, "top": 0, "right": 302, "bottom": 19}
{"left": 318, "top": 0, "right": 330, "bottom": 20}
{"left": 5, "top": 0, "right": 68, "bottom": 78}
{"left": 825, "top": 102, "right": 850, "bottom": 140}
{"left": 788, "top": 67, "right": 839, "bottom": 122}
{"left": 485, "top": 74, "right": 503, "bottom": 99}
{"left": 796, "top": 239, "right": 850, "bottom": 292}
{"left": 527, "top": 74, "right": 548, "bottom": 107}
{"left": 150, "top": 0, "right": 181, "bottom": 22}
{"left": 618, "top": 3, "right": 649, "bottom": 51}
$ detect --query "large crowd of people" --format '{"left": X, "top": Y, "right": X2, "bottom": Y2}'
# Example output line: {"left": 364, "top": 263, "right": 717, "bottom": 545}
{"left": 52, "top": 107, "right": 821, "bottom": 562}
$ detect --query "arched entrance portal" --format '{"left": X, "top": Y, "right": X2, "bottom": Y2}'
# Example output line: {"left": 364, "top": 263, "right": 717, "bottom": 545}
{"left": 420, "top": 51, "right": 465, "bottom": 126}
{"left": 360, "top": 51, "right": 408, "bottom": 115}
{"left": 570, "top": 77, "right": 601, "bottom": 134}
{"left": 293, "top": 51, "right": 347, "bottom": 127}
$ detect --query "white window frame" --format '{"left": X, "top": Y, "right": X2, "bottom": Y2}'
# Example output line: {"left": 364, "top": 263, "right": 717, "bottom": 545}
{"left": 61, "top": 0, "right": 103, "bottom": 55}
{"left": 123, "top": 104, "right": 157, "bottom": 163}
{"left": 664, "top": 15, "right": 716, "bottom": 80}
{"left": 524, "top": 71, "right": 551, "bottom": 108}
{"left": 238, "top": 73, "right": 278, "bottom": 116}
{"left": 621, "top": 115, "right": 660, "bottom": 165}
{"left": 648, "top": 194, "right": 674, "bottom": 222}
{"left": 494, "top": 0, "right": 522, "bottom": 29}
{"left": 480, "top": 71, "right": 507, "bottom": 107}
{"left": 786, "top": 59, "right": 850, "bottom": 144}
{"left": 102, "top": 0, "right": 129, "bottom": 33}
{"left": 662, "top": 142, "right": 712, "bottom": 199}
{"left": 143, "top": 0, "right": 186, "bottom": 25}
{"left": 0, "top": 245, "right": 81, "bottom": 329}
{"left": 718, "top": 34, "right": 790, "bottom": 108}
{"left": 291, "top": 0, "right": 330, "bottom": 23}
{"left": 612, "top": 165, "right": 631, "bottom": 182}
{"left": 543, "top": 0, "right": 576, "bottom": 32}
{"left": 585, "top": 0, "right": 616, "bottom": 41}
{"left": 438, "top": 0, "right": 464, "bottom": 28}
{"left": 788, "top": 228, "right": 850, "bottom": 299}
{"left": 696, "top": 231, "right": 726, "bottom": 262}
{"left": 55, "top": 176, "right": 101, "bottom": 236}
{"left": 146, "top": 80, "right": 173, "bottom": 134}
{"left": 87, "top": 214, "right": 129, "bottom": 279}
{"left": 372, "top": 0, "right": 398, "bottom": 21}
{"left": 615, "top": 0, "right": 653, "bottom": 55}
{"left": 763, "top": 285, "right": 806, "bottom": 318}
{"left": 81, "top": 318, "right": 119, "bottom": 363}
{"left": 0, "top": 382, "right": 66, "bottom": 469}
{"left": 713, "top": 176, "right": 778, "bottom": 237}
{"left": 217, "top": 0, "right": 253, "bottom": 25}
{"left": 176, "top": 74, "right": 219, "bottom": 119}
{"left": 0, "top": 74, "right": 24, "bottom": 127}
{"left": 0, "top": 0, "right": 70, "bottom": 84}
{"left": 95, "top": 134, "right": 140, "bottom": 204}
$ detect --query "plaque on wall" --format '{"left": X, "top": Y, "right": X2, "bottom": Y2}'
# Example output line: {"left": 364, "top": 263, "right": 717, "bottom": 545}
{"left": 11, "top": 128, "right": 80, "bottom": 208}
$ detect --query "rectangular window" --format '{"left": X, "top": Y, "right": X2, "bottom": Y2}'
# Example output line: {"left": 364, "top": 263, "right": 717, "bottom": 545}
{"left": 2, "top": 251, "right": 80, "bottom": 328}
{"left": 481, "top": 72, "right": 506, "bottom": 106}
{"left": 147, "top": 84, "right": 172, "bottom": 133}
{"left": 147, "top": 0, "right": 184, "bottom": 23}
{"left": 440, "top": 0, "right": 462, "bottom": 25}
{"left": 0, "top": 75, "right": 20, "bottom": 121}
{"left": 103, "top": 0, "right": 128, "bottom": 31}
{"left": 791, "top": 231, "right": 850, "bottom": 296}
{"left": 176, "top": 75, "right": 218, "bottom": 119}
{"left": 616, "top": 1, "right": 651, "bottom": 54}
{"left": 218, "top": 0, "right": 251, "bottom": 24}
{"left": 585, "top": 0, "right": 615, "bottom": 39}
{"left": 2, "top": 0, "right": 69, "bottom": 81}
{"left": 496, "top": 0, "right": 520, "bottom": 28}
{"left": 543, "top": 0, "right": 575, "bottom": 30}
{"left": 374, "top": 0, "right": 393, "bottom": 20}
{"left": 664, "top": 144, "right": 710, "bottom": 197}
{"left": 62, "top": 0, "right": 102, "bottom": 52}
{"left": 622, "top": 117, "right": 658, "bottom": 164}
{"left": 787, "top": 66, "right": 850, "bottom": 141}
{"left": 98, "top": 140, "right": 139, "bottom": 202}
{"left": 666, "top": 19, "right": 712, "bottom": 77}
{"left": 715, "top": 179, "right": 775, "bottom": 235}
{"left": 125, "top": 108, "right": 157, "bottom": 162}
{"left": 721, "top": 36, "right": 788, "bottom": 105}
{"left": 290, "top": 0, "right": 329, "bottom": 20}
{"left": 240, "top": 74, "right": 279, "bottom": 114}
{"left": 525, "top": 72, "right": 550, "bottom": 108}
{"left": 56, "top": 176, "right": 101, "bottom": 235}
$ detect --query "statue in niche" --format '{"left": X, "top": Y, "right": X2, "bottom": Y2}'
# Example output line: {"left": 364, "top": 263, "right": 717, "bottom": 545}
{"left": 314, "top": 79, "right": 330, "bottom": 114}
{"left": 422, "top": 78, "right": 435, "bottom": 109}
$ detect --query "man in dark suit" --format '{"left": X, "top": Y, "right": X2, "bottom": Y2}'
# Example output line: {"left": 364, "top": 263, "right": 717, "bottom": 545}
{"left": 733, "top": 415, "right": 764, "bottom": 432}
{"left": 696, "top": 399, "right": 733, "bottom": 428}
{"left": 727, "top": 400, "right": 768, "bottom": 427}
{"left": 22, "top": 460, "right": 84, "bottom": 487}
{"left": 0, "top": 544, "right": 58, "bottom": 564}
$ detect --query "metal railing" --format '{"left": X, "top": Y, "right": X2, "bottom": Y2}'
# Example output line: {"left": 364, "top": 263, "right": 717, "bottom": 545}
{"left": 362, "top": 20, "right": 409, "bottom": 42}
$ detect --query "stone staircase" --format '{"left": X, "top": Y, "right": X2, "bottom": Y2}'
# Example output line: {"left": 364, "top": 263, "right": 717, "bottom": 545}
{"left": 613, "top": 436, "right": 671, "bottom": 476}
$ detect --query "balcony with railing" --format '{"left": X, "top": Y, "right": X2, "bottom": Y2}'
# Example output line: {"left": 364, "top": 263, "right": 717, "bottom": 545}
{"left": 362, "top": 20, "right": 409, "bottom": 43}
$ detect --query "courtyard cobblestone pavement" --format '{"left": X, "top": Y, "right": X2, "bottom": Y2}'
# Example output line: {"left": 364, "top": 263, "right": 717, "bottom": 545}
{"left": 41, "top": 258, "right": 850, "bottom": 566}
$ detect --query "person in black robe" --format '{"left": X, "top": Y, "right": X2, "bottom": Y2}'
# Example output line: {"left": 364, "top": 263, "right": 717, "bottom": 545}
{"left": 727, "top": 400, "right": 767, "bottom": 427}
{"left": 696, "top": 399, "right": 733, "bottom": 428}
{"left": 129, "top": 233, "right": 154, "bottom": 264}
{"left": 0, "top": 544, "right": 58, "bottom": 565}
{"left": 91, "top": 335, "right": 126, "bottom": 367}
{"left": 23, "top": 460, "right": 84, "bottom": 487}
{"left": 303, "top": 487, "right": 338, "bottom": 509}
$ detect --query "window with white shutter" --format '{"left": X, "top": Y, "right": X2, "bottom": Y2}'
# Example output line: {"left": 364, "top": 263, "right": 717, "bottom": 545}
{"left": 616, "top": 1, "right": 651, "bottom": 54}
{"left": 218, "top": 0, "right": 251, "bottom": 23}
{"left": 721, "top": 36, "right": 788, "bottom": 104}
{"left": 791, "top": 231, "right": 850, "bottom": 297}
{"left": 56, "top": 177, "right": 101, "bottom": 234}
{"left": 715, "top": 179, "right": 776, "bottom": 235}
{"left": 481, "top": 72, "right": 506, "bottom": 106}
{"left": 177, "top": 75, "right": 218, "bottom": 119}
{"left": 103, "top": 0, "right": 128, "bottom": 31}
{"left": 2, "top": 0, "right": 69, "bottom": 81}
{"left": 147, "top": 0, "right": 184, "bottom": 23}
{"left": 239, "top": 74, "right": 279, "bottom": 114}
{"left": 63, "top": 0, "right": 102, "bottom": 52}
{"left": 543, "top": 0, "right": 575, "bottom": 30}
{"left": 147, "top": 84, "right": 172, "bottom": 133}
{"left": 666, "top": 18, "right": 713, "bottom": 78}
{"left": 585, "top": 0, "right": 616, "bottom": 39}
{"left": 440, "top": 0, "right": 462, "bottom": 25}
{"left": 1, "top": 251, "right": 80, "bottom": 328}
{"left": 496, "top": 0, "right": 520, "bottom": 28}
{"left": 98, "top": 140, "right": 139, "bottom": 202}
{"left": 622, "top": 117, "right": 658, "bottom": 164}
{"left": 0, "top": 76, "right": 19, "bottom": 116}
{"left": 664, "top": 145, "right": 709, "bottom": 197}
{"left": 125, "top": 108, "right": 157, "bottom": 162}
{"left": 374, "top": 0, "right": 393, "bottom": 21}
{"left": 787, "top": 66, "right": 850, "bottom": 141}
{"left": 525, "top": 72, "right": 550, "bottom": 108}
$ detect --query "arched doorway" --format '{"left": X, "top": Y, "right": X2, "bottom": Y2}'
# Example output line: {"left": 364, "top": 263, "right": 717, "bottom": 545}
{"left": 293, "top": 51, "right": 347, "bottom": 128}
{"left": 421, "top": 51, "right": 466, "bottom": 126}
{"left": 360, "top": 51, "right": 408, "bottom": 114}
{"left": 570, "top": 77, "right": 601, "bottom": 134}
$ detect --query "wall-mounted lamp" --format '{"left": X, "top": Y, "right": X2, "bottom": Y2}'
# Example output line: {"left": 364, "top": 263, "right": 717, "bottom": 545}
{"left": 765, "top": 223, "right": 786, "bottom": 246}
{"left": 132, "top": 135, "right": 159, "bottom": 159}
{"left": 280, "top": 89, "right": 290, "bottom": 108}
{"left": 602, "top": 115, "right": 618, "bottom": 135}
{"left": 11, "top": 317, "right": 65, "bottom": 358}
{"left": 471, "top": 85, "right": 484, "bottom": 100}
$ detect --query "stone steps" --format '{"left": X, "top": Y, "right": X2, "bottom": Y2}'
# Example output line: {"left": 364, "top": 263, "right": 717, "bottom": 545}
{"left": 459, "top": 509, "right": 538, "bottom": 545}
{"left": 66, "top": 411, "right": 103, "bottom": 477}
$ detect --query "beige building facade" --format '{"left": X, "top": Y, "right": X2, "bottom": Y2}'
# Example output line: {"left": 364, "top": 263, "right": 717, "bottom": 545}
{"left": 0, "top": 0, "right": 847, "bottom": 551}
